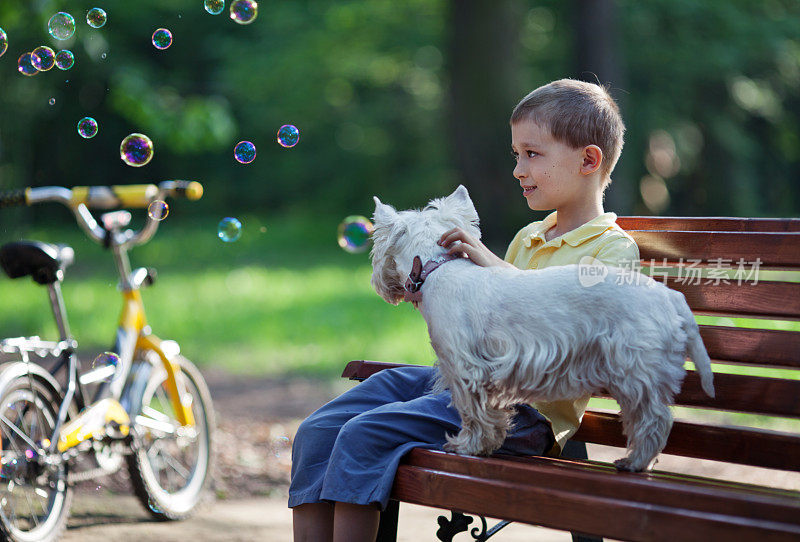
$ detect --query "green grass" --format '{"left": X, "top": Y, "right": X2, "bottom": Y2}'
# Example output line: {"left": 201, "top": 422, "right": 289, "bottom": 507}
{"left": 0, "top": 213, "right": 435, "bottom": 376}
{"left": 2, "top": 213, "right": 798, "bottom": 387}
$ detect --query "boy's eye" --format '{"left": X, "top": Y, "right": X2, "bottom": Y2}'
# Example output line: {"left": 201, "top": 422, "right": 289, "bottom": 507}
{"left": 527, "top": 150, "right": 538, "bottom": 158}
{"left": 511, "top": 150, "right": 519, "bottom": 161}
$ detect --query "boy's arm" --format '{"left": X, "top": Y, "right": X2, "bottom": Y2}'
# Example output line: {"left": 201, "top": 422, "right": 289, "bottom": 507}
{"left": 438, "top": 227, "right": 516, "bottom": 268}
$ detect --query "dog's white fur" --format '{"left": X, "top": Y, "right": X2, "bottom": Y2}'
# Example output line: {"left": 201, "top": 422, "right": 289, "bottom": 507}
{"left": 370, "top": 185, "right": 715, "bottom": 472}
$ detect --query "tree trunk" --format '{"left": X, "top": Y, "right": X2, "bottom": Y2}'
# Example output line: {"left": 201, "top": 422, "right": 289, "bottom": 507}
{"left": 573, "top": 0, "right": 634, "bottom": 213}
{"left": 445, "top": 0, "right": 524, "bottom": 248}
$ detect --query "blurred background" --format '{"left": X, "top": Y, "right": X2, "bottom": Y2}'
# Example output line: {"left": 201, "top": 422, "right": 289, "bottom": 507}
{"left": 0, "top": 0, "right": 799, "bottom": 376}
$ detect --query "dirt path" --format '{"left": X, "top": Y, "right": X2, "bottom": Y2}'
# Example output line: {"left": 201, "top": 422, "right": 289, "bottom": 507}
{"left": 60, "top": 368, "right": 799, "bottom": 541}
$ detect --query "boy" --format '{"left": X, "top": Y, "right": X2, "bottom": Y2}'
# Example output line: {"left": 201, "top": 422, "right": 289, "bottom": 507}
{"left": 291, "top": 78, "right": 639, "bottom": 541}
{"left": 440, "top": 78, "right": 639, "bottom": 455}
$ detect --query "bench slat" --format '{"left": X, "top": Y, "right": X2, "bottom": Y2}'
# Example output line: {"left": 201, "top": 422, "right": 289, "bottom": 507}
{"left": 616, "top": 217, "right": 800, "bottom": 233}
{"left": 393, "top": 461, "right": 800, "bottom": 541}
{"left": 666, "top": 278, "right": 800, "bottom": 319}
{"left": 574, "top": 411, "right": 800, "bottom": 471}
{"left": 700, "top": 325, "right": 800, "bottom": 368}
{"left": 673, "top": 371, "right": 800, "bottom": 418}
{"left": 591, "top": 370, "right": 800, "bottom": 418}
{"left": 629, "top": 230, "right": 800, "bottom": 268}
{"left": 405, "top": 449, "right": 800, "bottom": 524}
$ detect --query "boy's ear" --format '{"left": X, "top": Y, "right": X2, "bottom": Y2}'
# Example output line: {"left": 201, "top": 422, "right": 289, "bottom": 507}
{"left": 373, "top": 196, "right": 398, "bottom": 224}
{"left": 580, "top": 145, "right": 603, "bottom": 175}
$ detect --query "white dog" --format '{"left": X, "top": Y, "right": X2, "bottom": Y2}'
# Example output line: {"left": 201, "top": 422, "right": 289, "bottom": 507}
{"left": 370, "top": 185, "right": 715, "bottom": 472}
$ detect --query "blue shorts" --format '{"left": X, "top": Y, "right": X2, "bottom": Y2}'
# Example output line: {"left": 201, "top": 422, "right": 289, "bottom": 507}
{"left": 289, "top": 365, "right": 555, "bottom": 510}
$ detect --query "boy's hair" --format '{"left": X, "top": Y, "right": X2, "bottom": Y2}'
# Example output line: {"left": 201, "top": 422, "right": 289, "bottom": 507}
{"left": 510, "top": 79, "right": 625, "bottom": 183}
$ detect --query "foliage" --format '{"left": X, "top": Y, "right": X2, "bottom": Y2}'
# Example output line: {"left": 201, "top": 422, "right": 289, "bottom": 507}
{"left": 0, "top": 0, "right": 798, "bottom": 233}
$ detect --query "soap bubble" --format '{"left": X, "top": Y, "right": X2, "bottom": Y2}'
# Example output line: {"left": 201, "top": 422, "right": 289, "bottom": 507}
{"left": 77, "top": 117, "right": 98, "bottom": 138}
{"left": 86, "top": 8, "right": 107, "bottom": 28}
{"left": 233, "top": 141, "right": 256, "bottom": 164}
{"left": 271, "top": 435, "right": 291, "bottom": 459}
{"left": 91, "top": 352, "right": 120, "bottom": 382}
{"left": 49, "top": 98, "right": 56, "bottom": 106}
{"left": 205, "top": 0, "right": 225, "bottom": 15}
{"left": 0, "top": 28, "right": 7, "bottom": 58}
{"left": 120, "top": 133, "right": 154, "bottom": 167}
{"left": 337, "top": 216, "right": 374, "bottom": 253}
{"left": 230, "top": 0, "right": 258, "bottom": 24}
{"left": 277, "top": 124, "right": 300, "bottom": 148}
{"left": 55, "top": 50, "right": 75, "bottom": 70}
{"left": 17, "top": 53, "right": 38, "bottom": 76}
{"left": 48, "top": 12, "right": 76, "bottom": 40}
{"left": 148, "top": 200, "right": 169, "bottom": 221}
{"left": 152, "top": 28, "right": 172, "bottom": 50}
{"left": 218, "top": 217, "right": 242, "bottom": 242}
{"left": 31, "top": 46, "right": 56, "bottom": 71}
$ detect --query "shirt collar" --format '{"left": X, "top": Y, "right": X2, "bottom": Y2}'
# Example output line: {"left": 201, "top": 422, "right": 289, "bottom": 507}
{"left": 522, "top": 211, "right": 618, "bottom": 248}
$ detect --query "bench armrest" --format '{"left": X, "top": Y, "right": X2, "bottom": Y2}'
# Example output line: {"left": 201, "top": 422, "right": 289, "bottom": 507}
{"left": 342, "top": 360, "right": 423, "bottom": 381}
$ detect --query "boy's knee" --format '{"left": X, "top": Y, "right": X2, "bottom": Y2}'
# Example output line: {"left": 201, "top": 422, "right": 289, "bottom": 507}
{"left": 294, "top": 412, "right": 339, "bottom": 453}
{"left": 336, "top": 410, "right": 394, "bottom": 450}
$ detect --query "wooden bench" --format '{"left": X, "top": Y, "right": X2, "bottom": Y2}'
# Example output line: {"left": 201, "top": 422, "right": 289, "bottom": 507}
{"left": 342, "top": 216, "right": 800, "bottom": 542}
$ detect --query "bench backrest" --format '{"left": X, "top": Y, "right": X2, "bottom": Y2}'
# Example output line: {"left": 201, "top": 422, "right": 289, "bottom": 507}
{"left": 573, "top": 217, "right": 800, "bottom": 471}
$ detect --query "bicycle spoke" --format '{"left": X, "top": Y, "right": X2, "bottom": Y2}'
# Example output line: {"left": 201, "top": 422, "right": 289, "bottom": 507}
{"left": 0, "top": 413, "right": 40, "bottom": 451}
{"left": 19, "top": 481, "right": 40, "bottom": 529}
{"left": 160, "top": 448, "right": 190, "bottom": 480}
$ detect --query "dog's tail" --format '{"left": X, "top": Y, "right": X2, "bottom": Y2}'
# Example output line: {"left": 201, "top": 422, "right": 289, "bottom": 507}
{"left": 676, "top": 293, "right": 715, "bottom": 398}
{"left": 688, "top": 327, "right": 715, "bottom": 398}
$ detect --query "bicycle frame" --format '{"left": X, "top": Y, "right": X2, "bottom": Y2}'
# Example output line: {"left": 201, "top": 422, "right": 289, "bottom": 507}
{"left": 5, "top": 182, "right": 201, "bottom": 455}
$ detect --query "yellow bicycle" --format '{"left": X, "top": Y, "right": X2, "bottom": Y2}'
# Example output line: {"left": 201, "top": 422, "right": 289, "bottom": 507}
{"left": 0, "top": 181, "right": 214, "bottom": 541}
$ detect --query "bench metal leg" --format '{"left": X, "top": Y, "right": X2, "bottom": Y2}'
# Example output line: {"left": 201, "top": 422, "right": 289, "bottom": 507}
{"left": 376, "top": 499, "right": 399, "bottom": 542}
{"left": 436, "top": 511, "right": 512, "bottom": 541}
{"left": 561, "top": 440, "right": 603, "bottom": 542}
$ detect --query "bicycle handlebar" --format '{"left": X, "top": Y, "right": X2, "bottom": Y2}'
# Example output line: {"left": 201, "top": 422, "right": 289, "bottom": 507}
{"left": 0, "top": 181, "right": 203, "bottom": 248}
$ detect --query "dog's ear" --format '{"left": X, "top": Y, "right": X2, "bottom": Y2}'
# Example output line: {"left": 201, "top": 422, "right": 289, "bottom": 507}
{"left": 449, "top": 185, "right": 471, "bottom": 205}
{"left": 373, "top": 196, "right": 398, "bottom": 225}
{"left": 445, "top": 185, "right": 481, "bottom": 239}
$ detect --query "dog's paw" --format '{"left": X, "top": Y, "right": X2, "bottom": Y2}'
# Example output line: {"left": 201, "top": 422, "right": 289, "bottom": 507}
{"left": 614, "top": 457, "right": 645, "bottom": 472}
{"left": 443, "top": 441, "right": 476, "bottom": 456}
{"left": 443, "top": 436, "right": 489, "bottom": 456}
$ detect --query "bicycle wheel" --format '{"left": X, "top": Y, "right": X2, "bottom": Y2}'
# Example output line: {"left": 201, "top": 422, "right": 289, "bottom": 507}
{"left": 126, "top": 355, "right": 214, "bottom": 520}
{"left": 0, "top": 366, "right": 71, "bottom": 542}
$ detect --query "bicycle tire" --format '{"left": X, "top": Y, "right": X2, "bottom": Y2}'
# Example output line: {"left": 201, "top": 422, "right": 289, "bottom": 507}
{"left": 126, "top": 354, "right": 215, "bottom": 520}
{"left": 0, "top": 363, "right": 72, "bottom": 542}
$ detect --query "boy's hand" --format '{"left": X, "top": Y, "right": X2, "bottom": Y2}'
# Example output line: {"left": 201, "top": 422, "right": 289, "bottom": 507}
{"left": 438, "top": 228, "right": 513, "bottom": 268}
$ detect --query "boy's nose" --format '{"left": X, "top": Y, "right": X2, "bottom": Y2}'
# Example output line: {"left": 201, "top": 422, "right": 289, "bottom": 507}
{"left": 513, "top": 163, "right": 526, "bottom": 180}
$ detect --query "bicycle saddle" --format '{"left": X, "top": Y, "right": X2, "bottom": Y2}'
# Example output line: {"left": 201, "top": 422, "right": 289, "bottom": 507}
{"left": 0, "top": 241, "right": 74, "bottom": 284}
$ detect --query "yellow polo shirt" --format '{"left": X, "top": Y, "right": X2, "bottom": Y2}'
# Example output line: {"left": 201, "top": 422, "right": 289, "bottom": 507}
{"left": 504, "top": 211, "right": 639, "bottom": 456}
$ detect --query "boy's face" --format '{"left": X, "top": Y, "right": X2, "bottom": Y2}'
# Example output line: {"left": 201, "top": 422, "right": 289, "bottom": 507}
{"left": 510, "top": 120, "right": 589, "bottom": 212}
